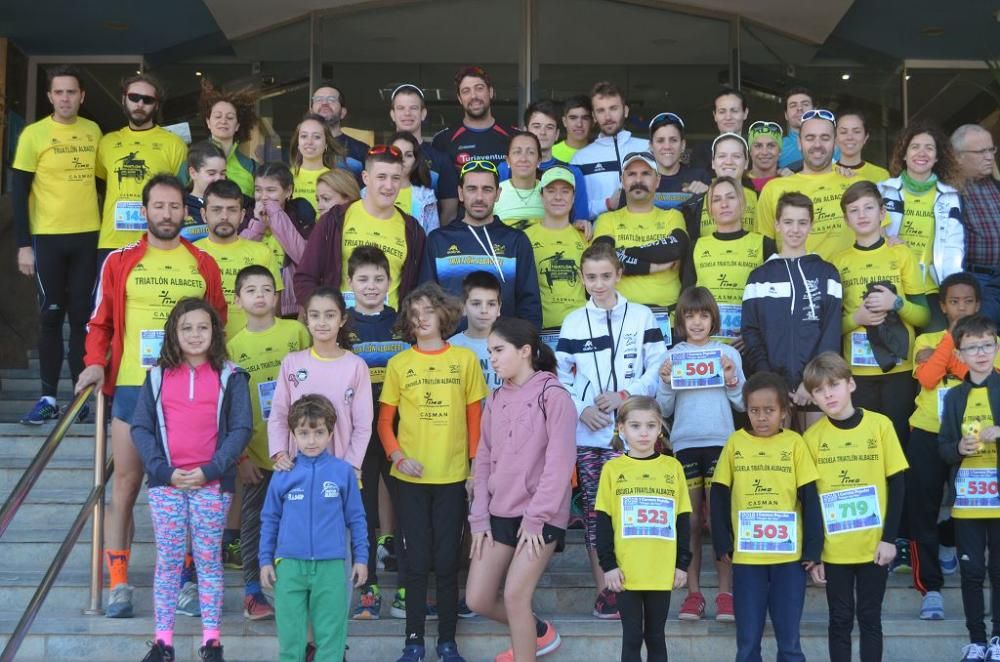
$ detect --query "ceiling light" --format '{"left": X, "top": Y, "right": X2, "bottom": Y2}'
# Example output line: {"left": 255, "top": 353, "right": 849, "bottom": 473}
{"left": 195, "top": 71, "right": 203, "bottom": 77}
{"left": 841, "top": 73, "right": 851, "bottom": 81}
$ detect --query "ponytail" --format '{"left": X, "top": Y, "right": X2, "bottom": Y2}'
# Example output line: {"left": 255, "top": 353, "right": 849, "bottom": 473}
{"left": 490, "top": 317, "right": 557, "bottom": 375}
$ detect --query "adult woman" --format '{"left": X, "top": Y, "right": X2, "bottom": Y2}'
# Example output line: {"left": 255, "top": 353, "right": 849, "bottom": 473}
{"left": 388, "top": 131, "right": 439, "bottom": 233}
{"left": 747, "top": 121, "right": 782, "bottom": 192}
{"left": 290, "top": 113, "right": 347, "bottom": 213}
{"left": 495, "top": 131, "right": 544, "bottom": 229}
{"left": 687, "top": 133, "right": 758, "bottom": 239}
{"left": 646, "top": 112, "right": 711, "bottom": 210}
{"left": 835, "top": 110, "right": 890, "bottom": 184}
{"left": 197, "top": 79, "right": 259, "bottom": 198}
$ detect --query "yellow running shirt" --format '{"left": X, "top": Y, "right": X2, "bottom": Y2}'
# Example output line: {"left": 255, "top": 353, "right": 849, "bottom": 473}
{"left": 551, "top": 141, "right": 579, "bottom": 164}
{"left": 804, "top": 410, "right": 908, "bottom": 564}
{"left": 119, "top": 246, "right": 207, "bottom": 386}
{"left": 380, "top": 345, "right": 488, "bottom": 484}
{"left": 12, "top": 115, "right": 102, "bottom": 235}
{"left": 839, "top": 161, "right": 890, "bottom": 185}
{"left": 713, "top": 428, "right": 818, "bottom": 565}
{"left": 756, "top": 171, "right": 862, "bottom": 260}
{"left": 698, "top": 186, "right": 758, "bottom": 236}
{"left": 340, "top": 201, "right": 408, "bottom": 309}
{"left": 690, "top": 231, "right": 770, "bottom": 340}
{"left": 595, "top": 453, "right": 692, "bottom": 590}
{"left": 523, "top": 222, "right": 589, "bottom": 329}
{"left": 96, "top": 126, "right": 187, "bottom": 249}
{"left": 594, "top": 207, "right": 686, "bottom": 308}
{"left": 911, "top": 333, "right": 1000, "bottom": 433}
{"left": 896, "top": 188, "right": 939, "bottom": 293}
{"left": 227, "top": 319, "right": 312, "bottom": 469}
{"left": 951, "top": 387, "right": 1000, "bottom": 520}
{"left": 196, "top": 238, "right": 284, "bottom": 340}
{"left": 293, "top": 166, "right": 329, "bottom": 212}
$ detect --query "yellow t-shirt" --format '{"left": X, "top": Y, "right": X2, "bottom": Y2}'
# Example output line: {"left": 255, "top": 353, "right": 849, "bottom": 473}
{"left": 395, "top": 187, "right": 414, "bottom": 220}
{"left": 118, "top": 246, "right": 207, "bottom": 386}
{"left": 841, "top": 161, "right": 890, "bottom": 185}
{"left": 909, "top": 331, "right": 974, "bottom": 434}
{"left": 293, "top": 166, "right": 329, "bottom": 212}
{"left": 340, "top": 201, "right": 408, "bottom": 309}
{"left": 523, "top": 222, "right": 589, "bottom": 329}
{"left": 713, "top": 428, "right": 818, "bottom": 565}
{"left": 698, "top": 186, "right": 758, "bottom": 236}
{"left": 593, "top": 207, "right": 686, "bottom": 308}
{"left": 96, "top": 126, "right": 188, "bottom": 249}
{"left": 756, "top": 171, "right": 863, "bottom": 260}
{"left": 896, "top": 188, "right": 939, "bottom": 293}
{"left": 952, "top": 387, "right": 1000, "bottom": 520}
{"left": 227, "top": 319, "right": 312, "bottom": 469}
{"left": 380, "top": 345, "right": 488, "bottom": 484}
{"left": 595, "top": 454, "right": 692, "bottom": 590}
{"left": 12, "top": 115, "right": 102, "bottom": 235}
{"left": 196, "top": 238, "right": 284, "bottom": 340}
{"left": 691, "top": 231, "right": 769, "bottom": 340}
{"left": 804, "top": 410, "right": 908, "bottom": 564}
{"left": 832, "top": 240, "right": 926, "bottom": 376}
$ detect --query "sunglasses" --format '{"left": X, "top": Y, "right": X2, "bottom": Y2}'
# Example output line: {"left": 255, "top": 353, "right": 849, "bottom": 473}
{"left": 126, "top": 92, "right": 157, "bottom": 106}
{"left": 459, "top": 160, "right": 499, "bottom": 176}
{"left": 648, "top": 112, "right": 685, "bottom": 130}
{"left": 748, "top": 120, "right": 783, "bottom": 136}
{"left": 311, "top": 95, "right": 340, "bottom": 104}
{"left": 801, "top": 109, "right": 836, "bottom": 123}
{"left": 368, "top": 144, "right": 402, "bottom": 157}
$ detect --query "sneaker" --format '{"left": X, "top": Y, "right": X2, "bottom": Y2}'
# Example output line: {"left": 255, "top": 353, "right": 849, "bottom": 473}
{"left": 176, "top": 581, "right": 201, "bottom": 617}
{"left": 223, "top": 540, "right": 243, "bottom": 569}
{"left": 352, "top": 585, "right": 381, "bottom": 620}
{"left": 592, "top": 588, "right": 620, "bottom": 620}
{"left": 20, "top": 397, "right": 59, "bottom": 425}
{"left": 426, "top": 601, "right": 438, "bottom": 621}
{"left": 986, "top": 637, "right": 1000, "bottom": 661}
{"left": 678, "top": 591, "right": 706, "bottom": 621}
{"left": 243, "top": 592, "right": 274, "bottom": 620}
{"left": 457, "top": 597, "right": 476, "bottom": 619}
{"left": 715, "top": 592, "right": 735, "bottom": 622}
{"left": 377, "top": 534, "right": 397, "bottom": 572}
{"left": 199, "top": 639, "right": 225, "bottom": 662}
{"left": 891, "top": 538, "right": 912, "bottom": 574}
{"left": 961, "top": 643, "right": 988, "bottom": 661}
{"left": 106, "top": 583, "right": 134, "bottom": 618}
{"left": 568, "top": 492, "right": 585, "bottom": 529}
{"left": 920, "top": 590, "right": 945, "bottom": 620}
{"left": 435, "top": 641, "right": 465, "bottom": 662}
{"left": 494, "top": 621, "right": 561, "bottom": 660}
{"left": 141, "top": 640, "right": 175, "bottom": 662}
{"left": 395, "top": 644, "right": 425, "bottom": 662}
{"left": 941, "top": 546, "right": 959, "bottom": 575}
{"left": 391, "top": 589, "right": 407, "bottom": 619}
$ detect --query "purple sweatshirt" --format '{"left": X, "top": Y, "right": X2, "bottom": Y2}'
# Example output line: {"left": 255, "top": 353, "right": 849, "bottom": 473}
{"left": 469, "top": 371, "right": 577, "bottom": 535}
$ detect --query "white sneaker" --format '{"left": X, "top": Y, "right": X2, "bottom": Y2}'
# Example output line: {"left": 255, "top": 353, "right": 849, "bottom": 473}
{"left": 106, "top": 583, "right": 134, "bottom": 618}
{"left": 962, "top": 643, "right": 988, "bottom": 661}
{"left": 985, "top": 637, "right": 1000, "bottom": 661}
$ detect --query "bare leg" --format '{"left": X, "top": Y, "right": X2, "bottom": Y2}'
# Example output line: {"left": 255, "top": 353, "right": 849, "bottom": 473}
{"left": 588, "top": 549, "right": 606, "bottom": 595}
{"left": 105, "top": 418, "right": 144, "bottom": 550}
{"left": 464, "top": 541, "right": 516, "bottom": 622}
{"left": 503, "top": 543, "right": 557, "bottom": 662}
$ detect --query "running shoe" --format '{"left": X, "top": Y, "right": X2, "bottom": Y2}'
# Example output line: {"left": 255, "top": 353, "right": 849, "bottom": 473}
{"left": 940, "top": 546, "right": 959, "bottom": 575}
{"left": 141, "top": 640, "right": 175, "bottom": 662}
{"left": 352, "top": 585, "right": 381, "bottom": 620}
{"left": 920, "top": 590, "right": 944, "bottom": 620}
{"left": 961, "top": 643, "right": 988, "bottom": 661}
{"left": 395, "top": 644, "right": 425, "bottom": 662}
{"left": 377, "top": 534, "right": 397, "bottom": 572}
{"left": 106, "top": 583, "right": 134, "bottom": 618}
{"left": 199, "top": 639, "right": 225, "bottom": 662}
{"left": 678, "top": 591, "right": 706, "bottom": 621}
{"left": 715, "top": 591, "right": 735, "bottom": 622}
{"left": 986, "top": 637, "right": 1000, "bottom": 661}
{"left": 435, "top": 642, "right": 465, "bottom": 662}
{"left": 176, "top": 581, "right": 200, "bottom": 617}
{"left": 891, "top": 538, "right": 912, "bottom": 574}
{"left": 391, "top": 588, "right": 407, "bottom": 619}
{"left": 457, "top": 597, "right": 476, "bottom": 619}
{"left": 592, "top": 587, "right": 620, "bottom": 620}
{"left": 243, "top": 592, "right": 274, "bottom": 620}
{"left": 20, "top": 397, "right": 59, "bottom": 425}
{"left": 222, "top": 540, "right": 243, "bottom": 569}
{"left": 495, "top": 619, "right": 561, "bottom": 660}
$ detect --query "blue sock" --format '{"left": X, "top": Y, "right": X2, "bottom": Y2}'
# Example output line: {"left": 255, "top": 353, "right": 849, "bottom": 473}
{"left": 245, "top": 581, "right": 261, "bottom": 597}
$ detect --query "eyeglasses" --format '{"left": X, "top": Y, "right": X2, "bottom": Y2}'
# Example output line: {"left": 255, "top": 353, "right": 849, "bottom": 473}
{"left": 368, "top": 144, "right": 402, "bottom": 157}
{"left": 648, "top": 112, "right": 685, "bottom": 130}
{"left": 126, "top": 92, "right": 157, "bottom": 106}
{"left": 961, "top": 146, "right": 997, "bottom": 157}
{"left": 801, "top": 109, "right": 836, "bottom": 123}
{"left": 311, "top": 95, "right": 340, "bottom": 104}
{"left": 459, "top": 160, "right": 499, "bottom": 176}
{"left": 748, "top": 120, "right": 783, "bottom": 136}
{"left": 959, "top": 342, "right": 998, "bottom": 356}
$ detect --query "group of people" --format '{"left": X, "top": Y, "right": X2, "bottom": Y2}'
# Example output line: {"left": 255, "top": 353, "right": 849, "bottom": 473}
{"left": 10, "top": 60, "right": 1000, "bottom": 662}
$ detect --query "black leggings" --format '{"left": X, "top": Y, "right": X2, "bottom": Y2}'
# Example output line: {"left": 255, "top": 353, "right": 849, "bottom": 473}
{"left": 33, "top": 232, "right": 98, "bottom": 397}
{"left": 360, "top": 429, "right": 391, "bottom": 586}
{"left": 824, "top": 562, "right": 889, "bottom": 662}
{"left": 617, "top": 589, "right": 672, "bottom": 662}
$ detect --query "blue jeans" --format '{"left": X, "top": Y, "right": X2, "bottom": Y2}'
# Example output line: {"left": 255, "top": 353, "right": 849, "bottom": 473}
{"left": 733, "top": 562, "right": 807, "bottom": 662}
{"left": 972, "top": 271, "right": 1000, "bottom": 327}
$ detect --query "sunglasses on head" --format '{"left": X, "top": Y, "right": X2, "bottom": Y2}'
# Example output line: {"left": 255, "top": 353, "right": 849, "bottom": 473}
{"left": 801, "top": 109, "right": 836, "bottom": 123}
{"left": 648, "top": 112, "right": 685, "bottom": 130}
{"left": 748, "top": 121, "right": 783, "bottom": 136}
{"left": 126, "top": 92, "right": 157, "bottom": 106}
{"left": 368, "top": 144, "right": 402, "bottom": 158}
{"left": 459, "top": 160, "right": 499, "bottom": 176}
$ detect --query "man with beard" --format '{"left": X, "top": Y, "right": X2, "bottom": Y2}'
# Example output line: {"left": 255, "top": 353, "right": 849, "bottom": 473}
{"left": 571, "top": 82, "right": 649, "bottom": 220}
{"left": 757, "top": 109, "right": 862, "bottom": 260}
{"left": 419, "top": 161, "right": 542, "bottom": 328}
{"left": 310, "top": 83, "right": 369, "bottom": 174}
{"left": 96, "top": 74, "right": 187, "bottom": 258}
{"left": 77, "top": 175, "right": 226, "bottom": 618}
{"left": 196, "top": 179, "right": 283, "bottom": 339}
{"left": 432, "top": 66, "right": 515, "bottom": 171}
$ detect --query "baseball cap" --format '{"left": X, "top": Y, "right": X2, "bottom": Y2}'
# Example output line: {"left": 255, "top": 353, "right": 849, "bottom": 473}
{"left": 540, "top": 166, "right": 576, "bottom": 190}
{"left": 621, "top": 151, "right": 657, "bottom": 172}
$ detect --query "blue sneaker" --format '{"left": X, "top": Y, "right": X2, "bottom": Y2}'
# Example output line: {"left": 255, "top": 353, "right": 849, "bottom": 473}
{"left": 20, "top": 397, "right": 59, "bottom": 425}
{"left": 920, "top": 590, "right": 944, "bottom": 620}
{"left": 435, "top": 642, "right": 465, "bottom": 662}
{"left": 940, "top": 546, "right": 959, "bottom": 575}
{"left": 395, "top": 644, "right": 425, "bottom": 662}
{"left": 106, "top": 583, "right": 134, "bottom": 618}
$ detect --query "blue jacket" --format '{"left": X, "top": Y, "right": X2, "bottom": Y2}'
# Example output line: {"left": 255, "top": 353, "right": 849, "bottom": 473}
{"left": 259, "top": 451, "right": 368, "bottom": 566}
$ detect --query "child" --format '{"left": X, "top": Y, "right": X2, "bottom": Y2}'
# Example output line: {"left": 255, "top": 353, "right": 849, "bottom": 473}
{"left": 938, "top": 314, "right": 1000, "bottom": 662}
{"left": 556, "top": 241, "right": 666, "bottom": 619}
{"left": 316, "top": 168, "right": 361, "bottom": 217}
{"left": 182, "top": 141, "right": 228, "bottom": 242}
{"left": 596, "top": 396, "right": 692, "bottom": 662}
{"left": 711, "top": 371, "right": 823, "bottom": 662}
{"left": 909, "top": 273, "right": 992, "bottom": 620}
{"left": 449, "top": 270, "right": 504, "bottom": 392}
{"left": 226, "top": 265, "right": 311, "bottom": 621}
{"left": 742, "top": 191, "right": 843, "bottom": 430}
{"left": 802, "top": 352, "right": 908, "bottom": 662}
{"left": 131, "top": 299, "right": 252, "bottom": 662}
{"left": 466, "top": 318, "right": 577, "bottom": 662}
{"left": 656, "top": 286, "right": 744, "bottom": 621}
{"left": 345, "top": 246, "right": 411, "bottom": 620}
{"left": 260, "top": 394, "right": 369, "bottom": 662}
{"left": 378, "top": 282, "right": 488, "bottom": 662}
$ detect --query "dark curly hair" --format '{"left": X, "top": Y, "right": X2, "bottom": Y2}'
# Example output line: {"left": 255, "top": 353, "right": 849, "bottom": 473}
{"left": 159, "top": 298, "right": 228, "bottom": 372}
{"left": 889, "top": 121, "right": 963, "bottom": 188}
{"left": 198, "top": 78, "right": 259, "bottom": 144}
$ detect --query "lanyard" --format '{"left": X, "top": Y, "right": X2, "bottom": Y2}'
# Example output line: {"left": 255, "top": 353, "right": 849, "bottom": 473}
{"left": 585, "top": 302, "right": 628, "bottom": 393}
{"left": 612, "top": 133, "right": 623, "bottom": 174}
{"left": 467, "top": 224, "right": 506, "bottom": 283}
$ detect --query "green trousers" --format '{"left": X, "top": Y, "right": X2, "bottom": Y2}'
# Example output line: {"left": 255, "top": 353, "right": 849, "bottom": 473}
{"left": 274, "top": 558, "right": 347, "bottom": 662}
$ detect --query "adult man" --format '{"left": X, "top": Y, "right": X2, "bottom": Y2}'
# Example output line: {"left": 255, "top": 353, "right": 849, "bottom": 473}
{"left": 778, "top": 86, "right": 840, "bottom": 170}
{"left": 196, "top": 179, "right": 283, "bottom": 339}
{"left": 389, "top": 83, "right": 459, "bottom": 224}
{"left": 952, "top": 124, "right": 1000, "bottom": 323}
{"left": 593, "top": 152, "right": 688, "bottom": 311}
{"left": 757, "top": 109, "right": 861, "bottom": 260}
{"left": 294, "top": 146, "right": 426, "bottom": 308}
{"left": 432, "top": 66, "right": 515, "bottom": 171}
{"left": 419, "top": 161, "right": 542, "bottom": 328}
{"left": 13, "top": 66, "right": 102, "bottom": 424}
{"left": 571, "top": 82, "right": 649, "bottom": 220}
{"left": 96, "top": 74, "right": 187, "bottom": 256}
{"left": 76, "top": 175, "right": 226, "bottom": 618}
{"left": 552, "top": 95, "right": 593, "bottom": 163}
{"left": 690, "top": 86, "right": 750, "bottom": 170}
{"left": 310, "top": 83, "right": 369, "bottom": 174}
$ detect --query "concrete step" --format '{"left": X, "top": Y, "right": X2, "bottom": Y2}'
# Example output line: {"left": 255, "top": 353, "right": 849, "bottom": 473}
{"left": 0, "top": 365, "right": 71, "bottom": 380}
{"left": 0, "top": 376, "right": 75, "bottom": 393}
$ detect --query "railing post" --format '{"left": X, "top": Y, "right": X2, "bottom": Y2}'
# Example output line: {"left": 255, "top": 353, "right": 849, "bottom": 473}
{"left": 83, "top": 391, "right": 106, "bottom": 616}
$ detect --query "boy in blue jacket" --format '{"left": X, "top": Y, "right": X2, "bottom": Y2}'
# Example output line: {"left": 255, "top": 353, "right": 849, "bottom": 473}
{"left": 260, "top": 394, "right": 369, "bottom": 662}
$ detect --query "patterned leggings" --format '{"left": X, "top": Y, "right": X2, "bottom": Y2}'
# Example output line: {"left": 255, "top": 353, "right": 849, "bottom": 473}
{"left": 576, "top": 446, "right": 621, "bottom": 550}
{"left": 148, "top": 485, "right": 232, "bottom": 635}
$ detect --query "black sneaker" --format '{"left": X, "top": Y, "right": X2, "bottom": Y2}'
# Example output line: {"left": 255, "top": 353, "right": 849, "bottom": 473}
{"left": 142, "top": 640, "right": 175, "bottom": 662}
{"left": 199, "top": 639, "right": 225, "bottom": 662}
{"left": 891, "top": 538, "right": 912, "bottom": 574}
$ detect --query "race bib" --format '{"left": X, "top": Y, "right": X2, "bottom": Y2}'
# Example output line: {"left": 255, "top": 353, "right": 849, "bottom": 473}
{"left": 621, "top": 496, "right": 676, "bottom": 540}
{"left": 139, "top": 330, "right": 164, "bottom": 368}
{"left": 652, "top": 309, "right": 673, "bottom": 348}
{"left": 540, "top": 330, "right": 560, "bottom": 354}
{"left": 820, "top": 485, "right": 881, "bottom": 535}
{"left": 114, "top": 201, "right": 146, "bottom": 232}
{"left": 850, "top": 332, "right": 878, "bottom": 367}
{"left": 737, "top": 510, "right": 797, "bottom": 554}
{"left": 716, "top": 303, "right": 742, "bottom": 339}
{"left": 954, "top": 467, "right": 1000, "bottom": 510}
{"left": 258, "top": 380, "right": 277, "bottom": 422}
{"left": 670, "top": 349, "right": 723, "bottom": 390}
{"left": 937, "top": 387, "right": 953, "bottom": 421}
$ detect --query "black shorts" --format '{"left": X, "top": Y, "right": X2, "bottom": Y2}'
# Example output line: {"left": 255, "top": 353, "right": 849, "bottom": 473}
{"left": 675, "top": 446, "right": 723, "bottom": 490}
{"left": 490, "top": 515, "right": 566, "bottom": 553}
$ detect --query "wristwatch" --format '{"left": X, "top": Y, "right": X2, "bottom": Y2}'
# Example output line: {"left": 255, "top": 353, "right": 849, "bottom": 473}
{"left": 892, "top": 295, "right": 904, "bottom": 312}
